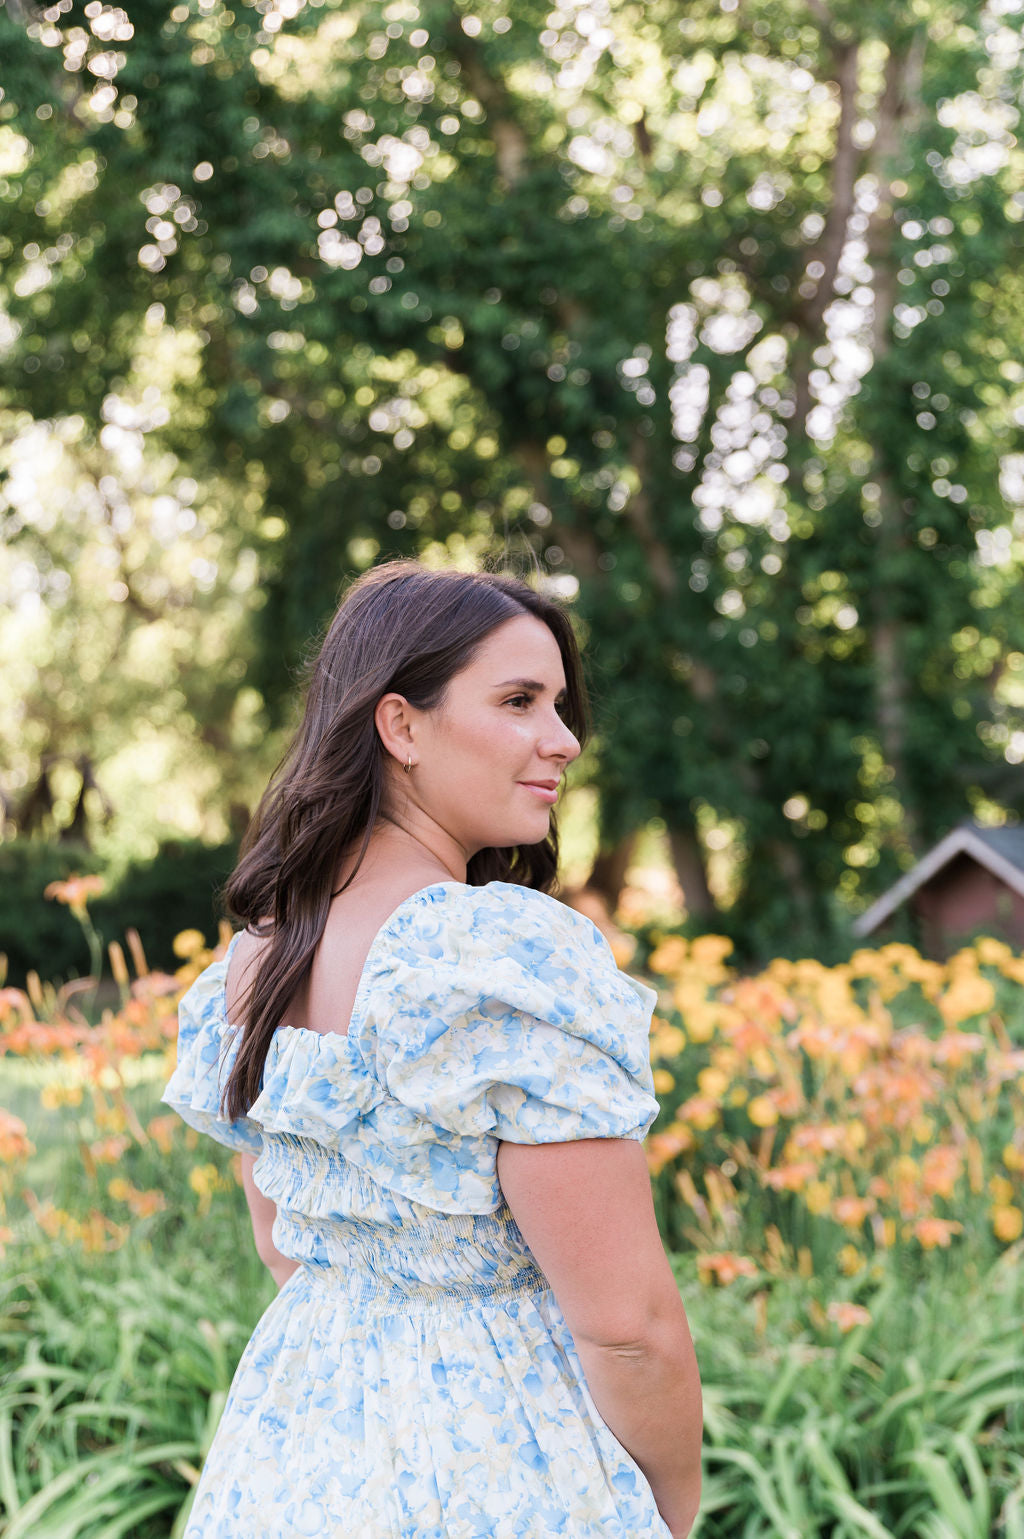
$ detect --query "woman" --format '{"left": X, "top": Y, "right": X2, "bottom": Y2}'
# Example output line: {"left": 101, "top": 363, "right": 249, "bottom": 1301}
{"left": 162, "top": 559, "right": 703, "bottom": 1538}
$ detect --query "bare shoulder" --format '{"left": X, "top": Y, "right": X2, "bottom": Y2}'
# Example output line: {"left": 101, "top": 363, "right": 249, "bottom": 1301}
{"left": 225, "top": 923, "right": 272, "bottom": 1023}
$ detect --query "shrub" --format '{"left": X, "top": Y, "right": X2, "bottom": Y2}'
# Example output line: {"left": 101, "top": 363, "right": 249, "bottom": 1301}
{"left": 0, "top": 842, "right": 104, "bottom": 986}
{"left": 0, "top": 839, "right": 237, "bottom": 986}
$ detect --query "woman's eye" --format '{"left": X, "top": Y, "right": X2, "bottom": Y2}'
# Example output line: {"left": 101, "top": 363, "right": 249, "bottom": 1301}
{"left": 505, "top": 694, "right": 533, "bottom": 709}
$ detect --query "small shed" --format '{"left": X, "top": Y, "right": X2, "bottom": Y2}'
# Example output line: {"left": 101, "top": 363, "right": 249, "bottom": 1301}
{"left": 852, "top": 820, "right": 1024, "bottom": 957}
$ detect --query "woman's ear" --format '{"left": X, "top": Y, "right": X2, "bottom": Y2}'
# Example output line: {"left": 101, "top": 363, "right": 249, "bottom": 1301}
{"left": 374, "top": 692, "right": 416, "bottom": 769}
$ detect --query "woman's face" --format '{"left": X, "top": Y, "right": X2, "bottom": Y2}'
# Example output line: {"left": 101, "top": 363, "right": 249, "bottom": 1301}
{"left": 401, "top": 613, "right": 582, "bottom": 857}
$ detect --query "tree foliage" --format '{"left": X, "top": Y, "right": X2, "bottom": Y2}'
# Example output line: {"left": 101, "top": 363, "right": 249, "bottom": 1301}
{"left": 2, "top": 0, "right": 1023, "bottom": 952}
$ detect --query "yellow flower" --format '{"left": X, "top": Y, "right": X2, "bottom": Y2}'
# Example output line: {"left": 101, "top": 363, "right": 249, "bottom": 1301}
{"left": 652, "top": 1068, "right": 675, "bottom": 1094}
{"left": 805, "top": 1181, "right": 833, "bottom": 1215}
{"left": 647, "top": 937, "right": 689, "bottom": 976}
{"left": 974, "top": 936, "right": 1013, "bottom": 966}
{"left": 173, "top": 929, "right": 207, "bottom": 960}
{"left": 107, "top": 1177, "right": 133, "bottom": 1202}
{"left": 689, "top": 935, "right": 734, "bottom": 969}
{"left": 938, "top": 974, "right": 995, "bottom": 1023}
{"left": 838, "top": 1244, "right": 864, "bottom": 1276}
{"left": 189, "top": 1162, "right": 221, "bottom": 1215}
{"left": 989, "top": 1175, "right": 1015, "bottom": 1205}
{"left": 843, "top": 1119, "right": 867, "bottom": 1153}
{"left": 747, "top": 1095, "right": 779, "bottom": 1128}
{"left": 649, "top": 1023, "right": 686, "bottom": 1057}
{"left": 39, "top": 1082, "right": 84, "bottom": 1110}
{"left": 1003, "top": 1143, "right": 1024, "bottom": 1173}
{"left": 684, "top": 1012, "right": 716, "bottom": 1044}
{"left": 992, "top": 1205, "right": 1024, "bottom": 1243}
{"left": 696, "top": 1067, "right": 729, "bottom": 1099}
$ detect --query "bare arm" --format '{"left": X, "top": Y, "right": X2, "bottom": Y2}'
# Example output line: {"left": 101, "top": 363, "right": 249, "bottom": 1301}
{"left": 226, "top": 933, "right": 299, "bottom": 1290}
{"left": 240, "top": 1152, "right": 300, "bottom": 1290}
{"left": 497, "top": 1138, "right": 702, "bottom": 1539}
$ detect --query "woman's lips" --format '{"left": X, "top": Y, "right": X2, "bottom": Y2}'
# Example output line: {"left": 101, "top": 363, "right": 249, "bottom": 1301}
{"left": 519, "top": 782, "right": 559, "bottom": 804}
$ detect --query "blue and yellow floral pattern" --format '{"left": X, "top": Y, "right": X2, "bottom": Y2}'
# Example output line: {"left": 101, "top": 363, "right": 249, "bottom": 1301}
{"left": 162, "top": 881, "right": 669, "bottom": 1537}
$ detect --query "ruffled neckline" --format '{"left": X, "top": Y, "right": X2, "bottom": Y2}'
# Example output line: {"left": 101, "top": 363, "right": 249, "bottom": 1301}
{"left": 218, "top": 880, "right": 467, "bottom": 1049}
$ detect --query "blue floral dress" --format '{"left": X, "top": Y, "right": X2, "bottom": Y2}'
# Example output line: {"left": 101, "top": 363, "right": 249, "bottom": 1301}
{"left": 162, "top": 880, "right": 671, "bottom": 1538}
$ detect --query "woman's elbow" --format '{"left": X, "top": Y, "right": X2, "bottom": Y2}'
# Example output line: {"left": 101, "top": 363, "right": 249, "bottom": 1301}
{"left": 574, "top": 1282, "right": 694, "bottom": 1356}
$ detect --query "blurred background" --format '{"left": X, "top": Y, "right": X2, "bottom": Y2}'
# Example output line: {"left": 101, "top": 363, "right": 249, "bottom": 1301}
{"left": 3, "top": 0, "right": 1024, "bottom": 979}
{"left": 4, "top": 12, "right": 1024, "bottom": 1534}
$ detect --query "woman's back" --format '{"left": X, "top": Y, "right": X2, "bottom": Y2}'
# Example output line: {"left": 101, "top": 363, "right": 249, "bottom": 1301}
{"left": 163, "top": 881, "right": 675, "bottom": 1537}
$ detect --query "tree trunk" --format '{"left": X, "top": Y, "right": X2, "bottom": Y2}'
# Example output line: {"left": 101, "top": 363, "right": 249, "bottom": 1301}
{"left": 864, "top": 36, "right": 927, "bottom": 855}
{"left": 585, "top": 833, "right": 637, "bottom": 912}
{"left": 667, "top": 824, "right": 716, "bottom": 920}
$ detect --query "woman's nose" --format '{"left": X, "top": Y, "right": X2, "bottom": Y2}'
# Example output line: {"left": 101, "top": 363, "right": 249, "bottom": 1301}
{"left": 546, "top": 716, "right": 581, "bottom": 763}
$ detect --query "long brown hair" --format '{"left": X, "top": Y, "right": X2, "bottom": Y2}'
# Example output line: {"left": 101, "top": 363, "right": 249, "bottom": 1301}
{"left": 221, "top": 559, "right": 589, "bottom": 1119}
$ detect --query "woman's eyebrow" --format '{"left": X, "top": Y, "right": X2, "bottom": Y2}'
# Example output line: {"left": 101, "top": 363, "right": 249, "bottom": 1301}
{"left": 493, "top": 677, "right": 567, "bottom": 697}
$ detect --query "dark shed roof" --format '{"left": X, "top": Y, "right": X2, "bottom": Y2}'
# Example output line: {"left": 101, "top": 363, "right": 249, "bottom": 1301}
{"left": 852, "top": 820, "right": 1024, "bottom": 938}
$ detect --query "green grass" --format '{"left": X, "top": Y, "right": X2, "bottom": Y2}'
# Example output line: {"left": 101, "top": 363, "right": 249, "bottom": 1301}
{"left": 4, "top": 1065, "right": 1024, "bottom": 1536}
{"left": 3, "top": 1223, "right": 1023, "bottom": 1536}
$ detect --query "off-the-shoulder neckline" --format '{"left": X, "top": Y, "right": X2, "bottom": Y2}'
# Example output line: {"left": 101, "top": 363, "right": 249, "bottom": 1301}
{"left": 220, "top": 879, "right": 468, "bottom": 1048}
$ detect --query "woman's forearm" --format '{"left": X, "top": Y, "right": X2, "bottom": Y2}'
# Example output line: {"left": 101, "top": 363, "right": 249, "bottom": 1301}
{"left": 576, "top": 1318, "right": 703, "bottom": 1539}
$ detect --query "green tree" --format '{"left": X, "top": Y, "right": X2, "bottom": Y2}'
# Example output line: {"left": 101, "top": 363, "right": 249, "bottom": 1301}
{"left": 2, "top": 0, "right": 1022, "bottom": 953}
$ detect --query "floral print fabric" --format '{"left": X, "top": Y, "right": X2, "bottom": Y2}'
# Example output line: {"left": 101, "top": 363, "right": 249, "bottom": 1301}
{"left": 162, "top": 881, "right": 669, "bottom": 1537}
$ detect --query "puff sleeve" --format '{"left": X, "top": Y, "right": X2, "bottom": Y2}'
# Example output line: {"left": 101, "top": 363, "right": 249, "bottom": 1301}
{"left": 371, "top": 883, "right": 660, "bottom": 1150}
{"left": 160, "top": 935, "right": 264, "bottom": 1156}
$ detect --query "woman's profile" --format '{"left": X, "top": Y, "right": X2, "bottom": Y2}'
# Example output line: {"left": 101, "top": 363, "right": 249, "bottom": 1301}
{"left": 162, "top": 559, "right": 703, "bottom": 1537}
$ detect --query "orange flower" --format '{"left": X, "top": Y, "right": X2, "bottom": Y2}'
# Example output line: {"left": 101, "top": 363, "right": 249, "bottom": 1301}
{"left": 831, "top": 1195, "right": 876, "bottom": 1229}
{"left": 912, "top": 1217, "right": 962, "bottom": 1249}
{"left": 43, "top": 874, "right": 105, "bottom": 914}
{"left": 675, "top": 1094, "right": 720, "bottom": 1131}
{"left": 933, "top": 1031, "right": 986, "bottom": 1069}
{"left": 0, "top": 987, "right": 28, "bottom": 1021}
{"left": 826, "top": 1301, "right": 872, "bottom": 1333}
{"left": 696, "top": 1252, "right": 758, "bottom": 1286}
{"left": 645, "top": 1124, "right": 696, "bottom": 1172}
{"left": 761, "top": 1161, "right": 817, "bottom": 1193}
{"left": 921, "top": 1145, "right": 963, "bottom": 1200}
{"left": 146, "top": 1114, "right": 180, "bottom": 1155}
{"left": 791, "top": 1124, "right": 846, "bottom": 1157}
{"left": 0, "top": 1109, "right": 34, "bottom": 1163}
{"left": 128, "top": 1187, "right": 166, "bottom": 1219}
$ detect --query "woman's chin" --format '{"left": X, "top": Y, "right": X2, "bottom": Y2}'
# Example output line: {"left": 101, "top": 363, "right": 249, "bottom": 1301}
{"left": 476, "top": 812, "right": 552, "bottom": 850}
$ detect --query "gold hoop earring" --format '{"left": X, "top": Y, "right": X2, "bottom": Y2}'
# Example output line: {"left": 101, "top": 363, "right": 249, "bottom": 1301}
{"left": 403, "top": 754, "right": 413, "bottom": 774}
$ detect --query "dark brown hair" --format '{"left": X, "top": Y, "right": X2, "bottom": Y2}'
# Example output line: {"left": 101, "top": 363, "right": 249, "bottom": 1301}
{"left": 221, "top": 559, "right": 589, "bottom": 1119}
